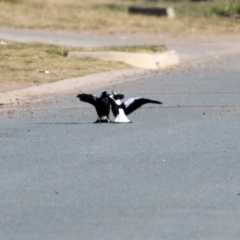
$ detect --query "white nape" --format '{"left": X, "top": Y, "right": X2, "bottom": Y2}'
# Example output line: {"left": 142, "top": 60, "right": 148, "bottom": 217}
{"left": 114, "top": 109, "right": 131, "bottom": 123}
{"left": 115, "top": 99, "right": 122, "bottom": 105}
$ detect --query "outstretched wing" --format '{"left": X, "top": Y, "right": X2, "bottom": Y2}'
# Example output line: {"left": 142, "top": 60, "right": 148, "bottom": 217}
{"left": 123, "top": 98, "right": 162, "bottom": 115}
{"left": 76, "top": 93, "right": 97, "bottom": 107}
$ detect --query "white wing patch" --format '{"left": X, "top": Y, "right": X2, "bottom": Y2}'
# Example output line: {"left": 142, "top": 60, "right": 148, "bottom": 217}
{"left": 114, "top": 109, "right": 131, "bottom": 123}
{"left": 124, "top": 98, "right": 141, "bottom": 108}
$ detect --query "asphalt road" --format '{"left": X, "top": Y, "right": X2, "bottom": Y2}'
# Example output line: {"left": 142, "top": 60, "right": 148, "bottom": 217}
{"left": 1, "top": 53, "right": 240, "bottom": 240}
{"left": 1, "top": 28, "right": 240, "bottom": 62}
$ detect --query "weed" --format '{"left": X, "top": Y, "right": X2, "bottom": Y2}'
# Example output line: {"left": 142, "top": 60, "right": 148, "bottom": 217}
{"left": 211, "top": 3, "right": 240, "bottom": 17}
{"left": 94, "top": 45, "right": 167, "bottom": 53}
{"left": 45, "top": 47, "right": 65, "bottom": 56}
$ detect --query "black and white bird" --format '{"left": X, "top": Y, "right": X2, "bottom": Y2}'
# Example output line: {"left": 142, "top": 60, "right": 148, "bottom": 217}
{"left": 109, "top": 94, "right": 162, "bottom": 123}
{"left": 111, "top": 91, "right": 124, "bottom": 104}
{"left": 76, "top": 91, "right": 124, "bottom": 123}
{"left": 110, "top": 90, "right": 124, "bottom": 116}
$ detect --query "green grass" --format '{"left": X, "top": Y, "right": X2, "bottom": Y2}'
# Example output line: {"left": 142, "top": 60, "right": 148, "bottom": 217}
{"left": 211, "top": 2, "right": 240, "bottom": 17}
{"left": 76, "top": 45, "right": 167, "bottom": 53}
{"left": 142, "top": 0, "right": 240, "bottom": 18}
{"left": 98, "top": 44, "right": 167, "bottom": 53}
{"left": 106, "top": 0, "right": 240, "bottom": 18}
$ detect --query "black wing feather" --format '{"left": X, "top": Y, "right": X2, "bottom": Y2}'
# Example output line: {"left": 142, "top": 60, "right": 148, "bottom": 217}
{"left": 76, "top": 93, "right": 97, "bottom": 107}
{"left": 108, "top": 96, "right": 118, "bottom": 117}
{"left": 123, "top": 98, "right": 162, "bottom": 115}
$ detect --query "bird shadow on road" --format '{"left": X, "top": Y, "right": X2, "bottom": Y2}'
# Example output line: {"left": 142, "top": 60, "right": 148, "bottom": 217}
{"left": 33, "top": 122, "right": 132, "bottom": 125}
{"left": 33, "top": 122, "right": 95, "bottom": 125}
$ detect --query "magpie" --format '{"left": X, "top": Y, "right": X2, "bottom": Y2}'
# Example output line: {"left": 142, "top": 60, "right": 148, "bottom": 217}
{"left": 109, "top": 94, "right": 162, "bottom": 123}
{"left": 77, "top": 91, "right": 124, "bottom": 123}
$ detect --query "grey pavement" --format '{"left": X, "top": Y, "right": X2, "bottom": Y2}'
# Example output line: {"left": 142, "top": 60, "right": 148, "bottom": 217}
{"left": 1, "top": 52, "right": 240, "bottom": 239}
{"left": 1, "top": 28, "right": 240, "bottom": 62}
{"left": 0, "top": 28, "right": 155, "bottom": 47}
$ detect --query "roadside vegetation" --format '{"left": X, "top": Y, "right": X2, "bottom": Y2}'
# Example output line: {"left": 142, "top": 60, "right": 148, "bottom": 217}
{"left": 0, "top": 41, "right": 166, "bottom": 91}
{"left": 0, "top": 0, "right": 239, "bottom": 34}
{"left": 91, "top": 45, "right": 167, "bottom": 53}
{"left": 0, "top": 0, "right": 239, "bottom": 91}
{"left": 0, "top": 41, "right": 129, "bottom": 90}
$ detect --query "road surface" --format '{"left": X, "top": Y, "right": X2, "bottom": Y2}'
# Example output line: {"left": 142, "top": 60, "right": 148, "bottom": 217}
{"left": 1, "top": 51, "right": 240, "bottom": 239}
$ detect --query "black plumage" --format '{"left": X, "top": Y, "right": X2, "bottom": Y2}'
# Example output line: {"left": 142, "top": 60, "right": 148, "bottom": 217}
{"left": 76, "top": 91, "right": 125, "bottom": 123}
{"left": 77, "top": 91, "right": 111, "bottom": 123}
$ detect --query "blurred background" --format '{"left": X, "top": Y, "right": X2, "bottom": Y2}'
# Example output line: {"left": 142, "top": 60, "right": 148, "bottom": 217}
{"left": 1, "top": 0, "right": 239, "bottom": 91}
{"left": 0, "top": 0, "right": 239, "bottom": 35}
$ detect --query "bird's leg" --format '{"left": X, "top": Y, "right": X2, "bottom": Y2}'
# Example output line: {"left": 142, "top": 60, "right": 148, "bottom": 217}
{"left": 107, "top": 116, "right": 112, "bottom": 123}
{"left": 94, "top": 116, "right": 112, "bottom": 123}
{"left": 99, "top": 116, "right": 109, "bottom": 123}
{"left": 94, "top": 117, "right": 101, "bottom": 123}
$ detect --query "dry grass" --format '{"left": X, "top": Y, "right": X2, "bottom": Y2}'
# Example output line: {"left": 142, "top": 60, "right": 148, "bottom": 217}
{"left": 0, "top": 41, "right": 131, "bottom": 88}
{"left": 0, "top": 41, "right": 166, "bottom": 90}
{"left": 0, "top": 0, "right": 239, "bottom": 35}
{"left": 0, "top": 0, "right": 239, "bottom": 91}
